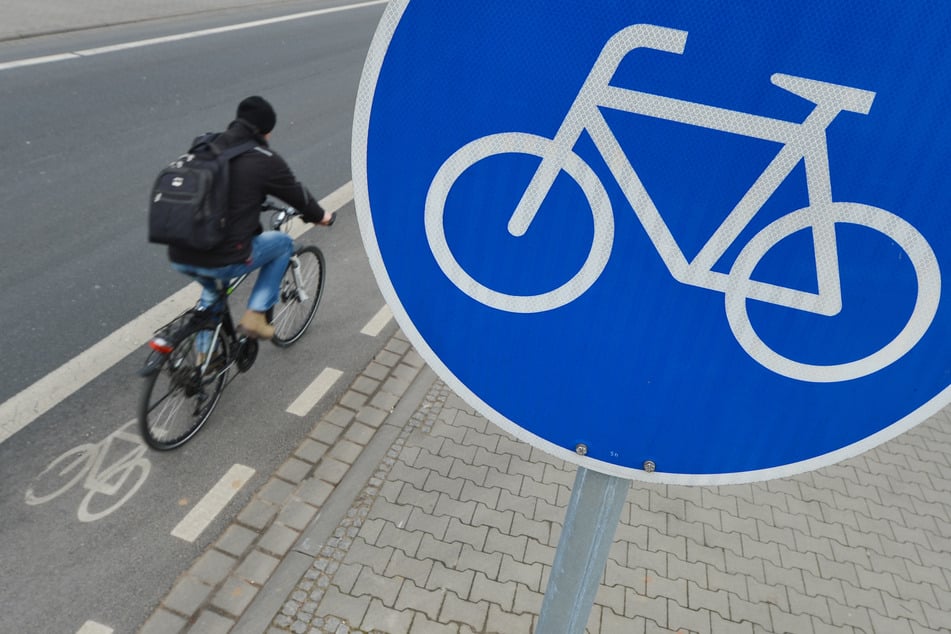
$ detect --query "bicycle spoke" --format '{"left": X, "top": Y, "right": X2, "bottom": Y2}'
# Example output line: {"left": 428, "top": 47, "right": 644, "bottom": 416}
{"left": 271, "top": 246, "right": 325, "bottom": 347}
{"left": 139, "top": 327, "right": 226, "bottom": 450}
{"left": 152, "top": 378, "right": 188, "bottom": 424}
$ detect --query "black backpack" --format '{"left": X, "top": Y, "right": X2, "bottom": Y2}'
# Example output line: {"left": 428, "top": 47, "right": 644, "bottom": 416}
{"left": 148, "top": 133, "right": 257, "bottom": 250}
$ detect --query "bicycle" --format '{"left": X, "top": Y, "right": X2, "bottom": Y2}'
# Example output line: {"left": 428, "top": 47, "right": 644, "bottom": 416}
{"left": 138, "top": 201, "right": 328, "bottom": 450}
{"left": 25, "top": 419, "right": 150, "bottom": 522}
{"left": 425, "top": 23, "right": 941, "bottom": 383}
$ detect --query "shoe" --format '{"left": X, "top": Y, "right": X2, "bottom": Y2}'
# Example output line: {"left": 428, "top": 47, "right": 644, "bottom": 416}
{"left": 238, "top": 310, "right": 275, "bottom": 340}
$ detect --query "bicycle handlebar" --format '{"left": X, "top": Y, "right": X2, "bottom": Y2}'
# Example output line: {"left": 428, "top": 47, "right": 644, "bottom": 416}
{"left": 263, "top": 201, "right": 298, "bottom": 231}
{"left": 263, "top": 200, "right": 336, "bottom": 230}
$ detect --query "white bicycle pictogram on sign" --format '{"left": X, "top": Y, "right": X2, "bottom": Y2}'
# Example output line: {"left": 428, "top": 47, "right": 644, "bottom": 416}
{"left": 24, "top": 420, "right": 151, "bottom": 522}
{"left": 425, "top": 23, "right": 941, "bottom": 383}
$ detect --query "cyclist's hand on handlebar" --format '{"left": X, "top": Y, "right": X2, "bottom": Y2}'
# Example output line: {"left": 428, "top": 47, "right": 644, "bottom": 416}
{"left": 318, "top": 210, "right": 336, "bottom": 226}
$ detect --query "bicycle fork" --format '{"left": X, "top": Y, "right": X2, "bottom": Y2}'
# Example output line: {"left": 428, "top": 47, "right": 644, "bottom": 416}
{"left": 288, "top": 254, "right": 310, "bottom": 302}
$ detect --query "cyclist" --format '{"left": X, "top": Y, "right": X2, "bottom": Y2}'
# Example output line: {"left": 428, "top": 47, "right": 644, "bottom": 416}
{"left": 169, "top": 96, "right": 335, "bottom": 340}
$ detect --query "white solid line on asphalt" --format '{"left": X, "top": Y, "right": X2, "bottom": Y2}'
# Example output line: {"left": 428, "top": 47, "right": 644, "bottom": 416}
{"left": 287, "top": 368, "right": 344, "bottom": 417}
{"left": 0, "top": 53, "right": 79, "bottom": 70}
{"left": 0, "top": 1, "right": 387, "bottom": 71}
{"left": 171, "top": 464, "right": 255, "bottom": 543}
{"left": 0, "top": 285, "right": 198, "bottom": 444}
{"left": 0, "top": 183, "right": 354, "bottom": 446}
{"left": 360, "top": 304, "right": 393, "bottom": 337}
{"left": 76, "top": 621, "right": 113, "bottom": 634}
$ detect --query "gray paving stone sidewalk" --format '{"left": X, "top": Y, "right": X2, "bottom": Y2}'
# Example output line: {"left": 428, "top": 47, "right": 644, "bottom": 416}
{"left": 141, "top": 328, "right": 951, "bottom": 633}
{"left": 262, "top": 382, "right": 951, "bottom": 634}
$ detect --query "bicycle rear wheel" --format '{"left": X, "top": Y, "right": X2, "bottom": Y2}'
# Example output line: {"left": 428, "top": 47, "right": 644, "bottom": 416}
{"left": 271, "top": 245, "right": 325, "bottom": 347}
{"left": 139, "top": 325, "right": 227, "bottom": 450}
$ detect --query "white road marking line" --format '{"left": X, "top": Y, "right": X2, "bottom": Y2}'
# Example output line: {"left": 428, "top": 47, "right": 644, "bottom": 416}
{"left": 360, "top": 304, "right": 393, "bottom": 336}
{"left": 0, "top": 1, "right": 387, "bottom": 71}
{"left": 0, "top": 53, "right": 79, "bottom": 70}
{"left": 314, "top": 180, "right": 354, "bottom": 219}
{"left": 287, "top": 368, "right": 343, "bottom": 417}
{"left": 76, "top": 621, "right": 113, "bottom": 634}
{"left": 171, "top": 464, "right": 255, "bottom": 543}
{"left": 0, "top": 184, "right": 353, "bottom": 446}
{"left": 0, "top": 285, "right": 197, "bottom": 444}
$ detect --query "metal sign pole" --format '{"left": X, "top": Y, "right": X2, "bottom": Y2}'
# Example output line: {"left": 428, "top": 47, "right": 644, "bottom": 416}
{"left": 536, "top": 467, "right": 630, "bottom": 634}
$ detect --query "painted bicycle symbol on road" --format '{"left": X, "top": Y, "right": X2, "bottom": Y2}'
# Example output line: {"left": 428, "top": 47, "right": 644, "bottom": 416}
{"left": 425, "top": 23, "right": 941, "bottom": 383}
{"left": 24, "top": 419, "right": 151, "bottom": 522}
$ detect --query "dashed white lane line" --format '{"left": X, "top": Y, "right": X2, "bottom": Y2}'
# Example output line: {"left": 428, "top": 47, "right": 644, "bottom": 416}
{"left": 0, "top": 182, "right": 353, "bottom": 446}
{"left": 0, "top": 1, "right": 387, "bottom": 71}
{"left": 76, "top": 621, "right": 113, "bottom": 634}
{"left": 171, "top": 464, "right": 255, "bottom": 543}
{"left": 360, "top": 304, "right": 393, "bottom": 337}
{"left": 287, "top": 368, "right": 344, "bottom": 417}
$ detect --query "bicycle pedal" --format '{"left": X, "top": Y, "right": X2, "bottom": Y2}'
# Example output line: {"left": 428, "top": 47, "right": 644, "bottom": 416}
{"left": 237, "top": 337, "right": 259, "bottom": 373}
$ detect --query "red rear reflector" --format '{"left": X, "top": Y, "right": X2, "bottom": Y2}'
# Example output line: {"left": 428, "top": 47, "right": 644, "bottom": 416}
{"left": 149, "top": 338, "right": 174, "bottom": 354}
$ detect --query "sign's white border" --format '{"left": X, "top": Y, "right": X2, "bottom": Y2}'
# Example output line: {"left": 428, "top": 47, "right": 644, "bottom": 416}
{"left": 351, "top": 0, "right": 951, "bottom": 484}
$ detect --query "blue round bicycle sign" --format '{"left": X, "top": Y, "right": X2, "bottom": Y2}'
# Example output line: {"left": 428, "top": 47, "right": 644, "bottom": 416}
{"left": 353, "top": 0, "right": 951, "bottom": 483}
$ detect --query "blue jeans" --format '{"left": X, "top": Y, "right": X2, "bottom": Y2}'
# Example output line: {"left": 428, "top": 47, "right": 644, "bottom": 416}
{"left": 172, "top": 231, "right": 294, "bottom": 313}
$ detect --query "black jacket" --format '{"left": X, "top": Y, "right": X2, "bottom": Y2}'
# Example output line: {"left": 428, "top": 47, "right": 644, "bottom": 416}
{"left": 168, "top": 119, "right": 326, "bottom": 268}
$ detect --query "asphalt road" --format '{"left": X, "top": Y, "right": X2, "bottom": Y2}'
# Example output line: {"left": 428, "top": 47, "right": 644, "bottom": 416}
{"left": 0, "top": 2, "right": 389, "bottom": 632}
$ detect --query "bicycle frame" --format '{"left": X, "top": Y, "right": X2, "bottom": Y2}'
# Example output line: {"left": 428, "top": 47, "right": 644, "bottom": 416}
{"left": 212, "top": 255, "right": 311, "bottom": 345}
{"left": 155, "top": 249, "right": 307, "bottom": 376}
{"left": 509, "top": 24, "right": 877, "bottom": 316}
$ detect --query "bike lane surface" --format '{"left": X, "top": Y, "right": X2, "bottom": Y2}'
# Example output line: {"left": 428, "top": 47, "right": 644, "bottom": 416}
{"left": 0, "top": 3, "right": 391, "bottom": 632}
{"left": 3, "top": 3, "right": 950, "bottom": 633}
{"left": 0, "top": 194, "right": 398, "bottom": 634}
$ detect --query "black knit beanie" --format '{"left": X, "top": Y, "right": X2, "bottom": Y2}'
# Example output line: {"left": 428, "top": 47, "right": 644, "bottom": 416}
{"left": 236, "top": 96, "right": 277, "bottom": 135}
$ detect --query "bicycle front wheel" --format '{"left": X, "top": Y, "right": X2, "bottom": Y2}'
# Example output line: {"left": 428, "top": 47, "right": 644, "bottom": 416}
{"left": 139, "top": 325, "right": 227, "bottom": 450}
{"left": 271, "top": 245, "right": 325, "bottom": 347}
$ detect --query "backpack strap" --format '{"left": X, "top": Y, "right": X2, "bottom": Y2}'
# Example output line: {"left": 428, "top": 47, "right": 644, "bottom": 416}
{"left": 190, "top": 133, "right": 257, "bottom": 160}
{"left": 188, "top": 131, "right": 219, "bottom": 154}
{"left": 215, "top": 139, "right": 259, "bottom": 161}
